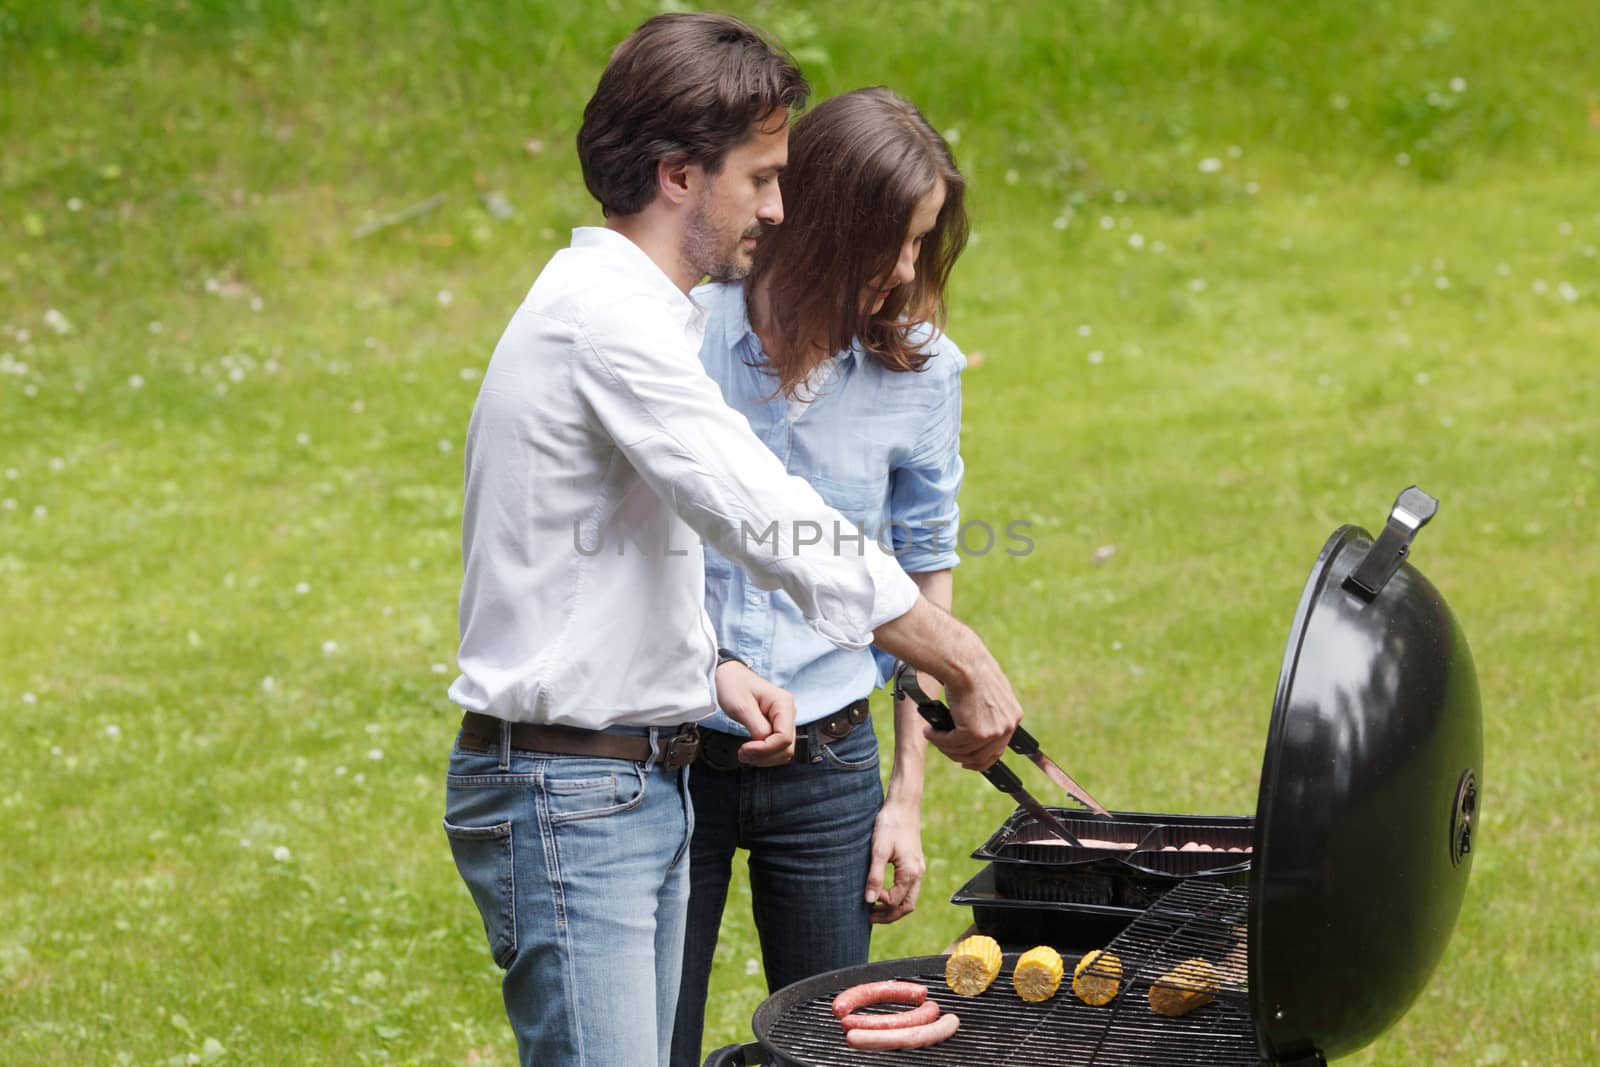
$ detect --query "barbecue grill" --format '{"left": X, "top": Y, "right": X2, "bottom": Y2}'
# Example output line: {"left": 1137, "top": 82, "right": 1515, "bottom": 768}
{"left": 704, "top": 487, "right": 1482, "bottom": 1066}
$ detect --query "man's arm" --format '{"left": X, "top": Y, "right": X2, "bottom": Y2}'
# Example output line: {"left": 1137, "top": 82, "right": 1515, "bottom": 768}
{"left": 864, "top": 569, "right": 950, "bottom": 923}
{"left": 574, "top": 302, "right": 1018, "bottom": 766}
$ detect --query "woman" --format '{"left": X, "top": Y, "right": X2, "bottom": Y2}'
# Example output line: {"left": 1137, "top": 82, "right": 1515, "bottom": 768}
{"left": 671, "top": 87, "right": 970, "bottom": 1066}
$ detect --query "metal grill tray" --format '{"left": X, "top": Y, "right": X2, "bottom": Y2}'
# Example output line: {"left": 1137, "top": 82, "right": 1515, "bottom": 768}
{"left": 757, "top": 960, "right": 1257, "bottom": 1066}
{"left": 754, "top": 882, "right": 1259, "bottom": 1066}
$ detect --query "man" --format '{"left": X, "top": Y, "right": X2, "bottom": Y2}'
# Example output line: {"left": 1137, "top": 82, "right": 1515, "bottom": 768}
{"left": 444, "top": 13, "right": 1024, "bottom": 1066}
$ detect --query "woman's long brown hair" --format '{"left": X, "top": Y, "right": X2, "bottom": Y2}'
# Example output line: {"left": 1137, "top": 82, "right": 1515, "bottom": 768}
{"left": 747, "top": 87, "right": 968, "bottom": 395}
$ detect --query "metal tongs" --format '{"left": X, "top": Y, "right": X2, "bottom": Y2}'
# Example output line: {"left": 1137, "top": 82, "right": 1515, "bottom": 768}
{"left": 893, "top": 662, "right": 1111, "bottom": 848}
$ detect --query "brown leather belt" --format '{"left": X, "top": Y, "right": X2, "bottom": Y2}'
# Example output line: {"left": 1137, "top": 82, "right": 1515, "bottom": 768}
{"left": 698, "top": 698, "right": 871, "bottom": 772}
{"left": 458, "top": 712, "right": 701, "bottom": 770}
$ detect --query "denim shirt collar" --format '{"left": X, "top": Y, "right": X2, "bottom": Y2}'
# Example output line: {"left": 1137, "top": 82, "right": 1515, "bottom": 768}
{"left": 724, "top": 283, "right": 867, "bottom": 381}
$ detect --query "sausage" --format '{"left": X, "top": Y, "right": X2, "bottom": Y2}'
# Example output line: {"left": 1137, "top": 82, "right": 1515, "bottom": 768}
{"left": 839, "top": 1000, "right": 942, "bottom": 1031}
{"left": 831, "top": 980, "right": 928, "bottom": 1019}
{"left": 844, "top": 1011, "right": 960, "bottom": 1051}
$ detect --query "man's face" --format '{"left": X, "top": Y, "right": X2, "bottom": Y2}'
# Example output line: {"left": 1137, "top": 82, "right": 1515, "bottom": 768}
{"left": 684, "top": 111, "right": 788, "bottom": 281}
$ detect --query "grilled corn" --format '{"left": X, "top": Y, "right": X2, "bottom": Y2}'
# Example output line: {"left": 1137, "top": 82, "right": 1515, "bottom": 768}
{"left": 945, "top": 934, "right": 1003, "bottom": 995}
{"left": 1071, "top": 949, "right": 1123, "bottom": 1006}
{"left": 1148, "top": 958, "right": 1220, "bottom": 1017}
{"left": 1012, "top": 945, "right": 1065, "bottom": 1003}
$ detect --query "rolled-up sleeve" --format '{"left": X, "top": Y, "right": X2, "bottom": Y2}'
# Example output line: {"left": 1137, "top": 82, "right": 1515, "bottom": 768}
{"left": 571, "top": 300, "right": 919, "bottom": 649}
{"left": 888, "top": 352, "right": 964, "bottom": 574}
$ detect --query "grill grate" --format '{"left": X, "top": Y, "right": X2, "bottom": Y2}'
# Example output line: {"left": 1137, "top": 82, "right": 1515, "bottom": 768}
{"left": 763, "top": 882, "right": 1257, "bottom": 1066}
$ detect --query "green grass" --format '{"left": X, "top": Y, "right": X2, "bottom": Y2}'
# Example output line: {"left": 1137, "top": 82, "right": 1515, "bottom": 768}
{"left": 3, "top": 1, "right": 1598, "bottom": 1063}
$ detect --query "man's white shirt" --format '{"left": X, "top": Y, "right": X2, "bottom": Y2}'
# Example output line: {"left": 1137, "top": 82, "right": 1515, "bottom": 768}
{"left": 449, "top": 227, "right": 920, "bottom": 729}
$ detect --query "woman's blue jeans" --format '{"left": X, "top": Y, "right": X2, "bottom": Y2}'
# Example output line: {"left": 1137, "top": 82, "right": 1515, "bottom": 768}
{"left": 444, "top": 727, "right": 694, "bottom": 1067}
{"left": 669, "top": 718, "right": 883, "bottom": 1067}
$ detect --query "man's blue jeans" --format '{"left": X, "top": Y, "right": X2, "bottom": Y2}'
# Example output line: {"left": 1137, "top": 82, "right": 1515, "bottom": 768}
{"left": 444, "top": 727, "right": 694, "bottom": 1067}
{"left": 670, "top": 719, "right": 882, "bottom": 1067}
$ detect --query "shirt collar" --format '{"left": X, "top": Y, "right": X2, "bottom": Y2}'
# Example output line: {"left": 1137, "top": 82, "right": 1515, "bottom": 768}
{"left": 724, "top": 282, "right": 867, "bottom": 371}
{"left": 570, "top": 227, "right": 707, "bottom": 336}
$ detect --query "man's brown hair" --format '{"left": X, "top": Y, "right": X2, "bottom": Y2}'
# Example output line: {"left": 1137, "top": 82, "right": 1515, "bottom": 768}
{"left": 577, "top": 13, "right": 809, "bottom": 217}
{"left": 748, "top": 87, "right": 969, "bottom": 394}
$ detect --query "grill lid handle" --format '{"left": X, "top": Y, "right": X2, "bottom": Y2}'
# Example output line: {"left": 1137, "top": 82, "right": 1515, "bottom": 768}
{"left": 1341, "top": 486, "right": 1438, "bottom": 601}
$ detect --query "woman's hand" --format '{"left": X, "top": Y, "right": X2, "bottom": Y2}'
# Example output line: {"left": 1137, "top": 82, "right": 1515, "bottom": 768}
{"left": 865, "top": 795, "right": 925, "bottom": 924}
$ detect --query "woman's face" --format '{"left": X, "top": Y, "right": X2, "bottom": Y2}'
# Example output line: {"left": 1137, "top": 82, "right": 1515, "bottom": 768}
{"left": 861, "top": 178, "right": 947, "bottom": 316}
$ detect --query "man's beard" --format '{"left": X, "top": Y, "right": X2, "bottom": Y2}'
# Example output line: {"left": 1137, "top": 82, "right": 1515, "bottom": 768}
{"left": 684, "top": 192, "right": 761, "bottom": 282}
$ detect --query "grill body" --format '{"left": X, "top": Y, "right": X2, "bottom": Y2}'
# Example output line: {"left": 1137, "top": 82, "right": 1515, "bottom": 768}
{"left": 709, "top": 487, "right": 1481, "bottom": 1067}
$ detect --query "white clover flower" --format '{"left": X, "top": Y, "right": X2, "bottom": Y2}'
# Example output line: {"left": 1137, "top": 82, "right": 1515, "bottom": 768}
{"left": 1128, "top": 233, "right": 1145, "bottom": 249}
{"left": 43, "top": 309, "right": 72, "bottom": 335}
{"left": 1198, "top": 157, "right": 1222, "bottom": 173}
{"left": 322, "top": 639, "right": 338, "bottom": 654}
{"left": 128, "top": 374, "right": 144, "bottom": 389}
{"left": 1087, "top": 350, "right": 1104, "bottom": 364}
{"left": 273, "top": 846, "right": 291, "bottom": 862}
{"left": 1449, "top": 77, "right": 1467, "bottom": 93}
{"left": 367, "top": 748, "right": 384, "bottom": 761}
{"left": 295, "top": 582, "right": 310, "bottom": 595}
{"left": 437, "top": 290, "right": 454, "bottom": 306}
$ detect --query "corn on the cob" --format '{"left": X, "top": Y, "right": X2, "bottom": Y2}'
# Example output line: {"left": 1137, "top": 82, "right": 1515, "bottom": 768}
{"left": 1147, "top": 958, "right": 1220, "bottom": 1017}
{"left": 945, "top": 934, "right": 1003, "bottom": 995}
{"left": 1071, "top": 949, "right": 1123, "bottom": 1006}
{"left": 1012, "top": 945, "right": 1065, "bottom": 1003}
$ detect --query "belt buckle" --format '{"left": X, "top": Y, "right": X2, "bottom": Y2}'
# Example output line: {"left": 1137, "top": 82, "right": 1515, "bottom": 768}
{"left": 698, "top": 731, "right": 742, "bottom": 772}
{"left": 664, "top": 726, "right": 700, "bottom": 770}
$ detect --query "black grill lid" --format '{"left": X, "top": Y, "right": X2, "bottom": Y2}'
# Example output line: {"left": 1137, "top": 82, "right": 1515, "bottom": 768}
{"left": 1248, "top": 487, "right": 1482, "bottom": 1063}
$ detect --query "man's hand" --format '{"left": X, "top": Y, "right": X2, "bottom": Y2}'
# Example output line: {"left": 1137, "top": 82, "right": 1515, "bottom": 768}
{"left": 864, "top": 797, "right": 924, "bottom": 924}
{"left": 872, "top": 597, "right": 1023, "bottom": 771}
{"left": 929, "top": 657, "right": 1021, "bottom": 771}
{"left": 714, "top": 660, "right": 796, "bottom": 766}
